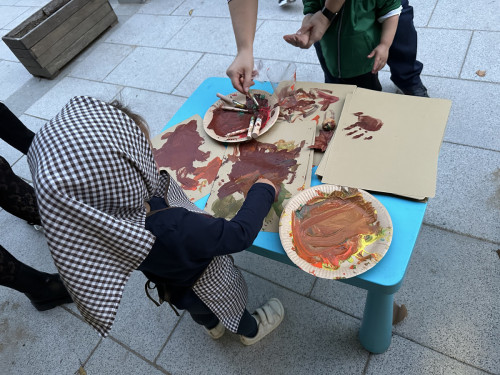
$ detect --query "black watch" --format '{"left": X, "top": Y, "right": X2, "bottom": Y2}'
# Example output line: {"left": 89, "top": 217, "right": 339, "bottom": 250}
{"left": 321, "top": 6, "right": 338, "bottom": 22}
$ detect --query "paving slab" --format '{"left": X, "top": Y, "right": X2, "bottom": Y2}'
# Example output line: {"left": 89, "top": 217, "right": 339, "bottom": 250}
{"left": 233, "top": 251, "right": 316, "bottom": 296}
{"left": 68, "top": 42, "right": 135, "bottom": 81}
{"left": 25, "top": 77, "right": 122, "bottom": 120}
{"left": 416, "top": 27, "right": 472, "bottom": 78}
{"left": 165, "top": 16, "right": 240, "bottom": 55}
{"left": 0, "top": 141, "right": 22, "bottom": 165}
{"left": 461, "top": 31, "right": 500, "bottom": 83}
{"left": 425, "top": 143, "right": 500, "bottom": 242}
{"left": 366, "top": 335, "right": 490, "bottom": 375}
{"left": 105, "top": 13, "right": 190, "bottom": 48}
{"left": 410, "top": 0, "right": 437, "bottom": 27}
{"left": 0, "top": 60, "right": 33, "bottom": 101}
{"left": 0, "top": 4, "right": 29, "bottom": 29}
{"left": 254, "top": 20, "right": 319, "bottom": 64}
{"left": 0, "top": 294, "right": 100, "bottom": 375}
{"left": 83, "top": 338, "right": 167, "bottom": 375}
{"left": 419, "top": 76, "right": 500, "bottom": 151}
{"left": 156, "top": 271, "right": 369, "bottom": 375}
{"left": 115, "top": 87, "right": 186, "bottom": 136}
{"left": 110, "top": 0, "right": 143, "bottom": 16}
{"left": 392, "top": 226, "right": 499, "bottom": 373}
{"left": 429, "top": 0, "right": 500, "bottom": 31}
{"left": 109, "top": 271, "right": 179, "bottom": 362}
{"left": 137, "top": 0, "right": 181, "bottom": 15}
{"left": 104, "top": 47, "right": 202, "bottom": 93}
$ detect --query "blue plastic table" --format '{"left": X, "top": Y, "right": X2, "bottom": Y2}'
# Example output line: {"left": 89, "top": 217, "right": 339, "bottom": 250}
{"left": 164, "top": 77, "right": 427, "bottom": 353}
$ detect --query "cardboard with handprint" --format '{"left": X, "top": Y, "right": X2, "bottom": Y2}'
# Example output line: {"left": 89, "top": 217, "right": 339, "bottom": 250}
{"left": 205, "top": 120, "right": 316, "bottom": 232}
{"left": 319, "top": 88, "right": 452, "bottom": 199}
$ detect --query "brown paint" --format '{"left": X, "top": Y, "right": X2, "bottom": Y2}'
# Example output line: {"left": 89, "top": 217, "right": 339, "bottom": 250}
{"left": 343, "top": 112, "right": 383, "bottom": 140}
{"left": 278, "top": 87, "right": 339, "bottom": 123}
{"left": 291, "top": 190, "right": 380, "bottom": 269}
{"left": 208, "top": 97, "right": 270, "bottom": 138}
{"left": 309, "top": 130, "right": 334, "bottom": 152}
{"left": 218, "top": 139, "right": 305, "bottom": 199}
{"left": 153, "top": 119, "right": 221, "bottom": 190}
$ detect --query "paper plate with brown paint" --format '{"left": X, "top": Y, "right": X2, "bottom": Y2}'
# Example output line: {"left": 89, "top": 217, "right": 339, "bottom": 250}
{"left": 279, "top": 184, "right": 392, "bottom": 279}
{"left": 203, "top": 90, "right": 280, "bottom": 143}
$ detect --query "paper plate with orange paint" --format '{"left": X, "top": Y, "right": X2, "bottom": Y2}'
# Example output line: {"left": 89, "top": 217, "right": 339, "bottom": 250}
{"left": 203, "top": 90, "right": 280, "bottom": 143}
{"left": 279, "top": 184, "right": 392, "bottom": 279}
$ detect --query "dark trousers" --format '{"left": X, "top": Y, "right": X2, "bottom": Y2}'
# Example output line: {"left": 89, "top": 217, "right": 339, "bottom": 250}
{"left": 387, "top": 0, "right": 424, "bottom": 90}
{"left": 313, "top": 43, "right": 382, "bottom": 91}
{"left": 174, "top": 288, "right": 258, "bottom": 337}
{"left": 0, "top": 102, "right": 35, "bottom": 154}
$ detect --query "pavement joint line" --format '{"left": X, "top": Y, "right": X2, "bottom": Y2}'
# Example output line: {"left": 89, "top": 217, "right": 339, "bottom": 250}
{"left": 153, "top": 310, "right": 187, "bottom": 364}
{"left": 421, "top": 222, "right": 500, "bottom": 246}
{"left": 442, "top": 140, "right": 500, "bottom": 154}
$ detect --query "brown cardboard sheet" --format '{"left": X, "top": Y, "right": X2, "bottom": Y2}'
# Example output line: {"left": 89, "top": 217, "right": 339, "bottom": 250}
{"left": 205, "top": 119, "right": 316, "bottom": 232}
{"left": 318, "top": 88, "right": 452, "bottom": 199}
{"left": 151, "top": 114, "right": 226, "bottom": 202}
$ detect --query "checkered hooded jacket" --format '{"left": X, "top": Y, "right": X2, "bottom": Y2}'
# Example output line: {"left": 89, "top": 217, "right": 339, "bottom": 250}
{"left": 27, "top": 96, "right": 206, "bottom": 337}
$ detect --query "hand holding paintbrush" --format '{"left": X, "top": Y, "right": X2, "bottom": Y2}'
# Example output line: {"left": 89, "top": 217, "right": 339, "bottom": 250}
{"left": 216, "top": 93, "right": 247, "bottom": 109}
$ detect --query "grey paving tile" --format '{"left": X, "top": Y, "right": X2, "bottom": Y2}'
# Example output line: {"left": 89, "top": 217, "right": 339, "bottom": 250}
{"left": 233, "top": 251, "right": 316, "bottom": 296}
{"left": 411, "top": 0, "right": 437, "bottom": 27}
{"left": 0, "top": 0, "right": 17, "bottom": 5}
{"left": 416, "top": 27, "right": 472, "bottom": 78}
{"left": 138, "top": 0, "right": 181, "bottom": 15}
{"left": 68, "top": 42, "right": 135, "bottom": 81}
{"left": 393, "top": 226, "right": 499, "bottom": 373}
{"left": 105, "top": 14, "right": 190, "bottom": 48}
{"left": 0, "top": 5, "right": 29, "bottom": 29}
{"left": 115, "top": 87, "right": 187, "bottom": 136}
{"left": 310, "top": 279, "right": 367, "bottom": 319}
{"left": 11, "top": 0, "right": 47, "bottom": 6}
{"left": 0, "top": 60, "right": 32, "bottom": 101}
{"left": 156, "top": 272, "right": 369, "bottom": 375}
{"left": 11, "top": 154, "right": 31, "bottom": 181}
{"left": 420, "top": 76, "right": 500, "bottom": 151}
{"left": 109, "top": 272, "right": 179, "bottom": 362}
{"left": 104, "top": 47, "right": 202, "bottom": 93}
{"left": 165, "top": 16, "right": 239, "bottom": 55}
{"left": 0, "top": 294, "right": 100, "bottom": 375}
{"left": 461, "top": 31, "right": 500, "bottom": 83}
{"left": 173, "top": 0, "right": 304, "bottom": 21}
{"left": 367, "top": 335, "right": 490, "bottom": 375}
{"left": 0, "top": 141, "right": 23, "bottom": 165}
{"left": 25, "top": 77, "right": 122, "bottom": 120}
{"left": 429, "top": 0, "right": 500, "bottom": 31}
{"left": 84, "top": 338, "right": 166, "bottom": 375}
{"left": 254, "top": 20, "right": 320, "bottom": 64}
{"left": 109, "top": 0, "right": 143, "bottom": 16}
{"left": 3, "top": 6, "right": 38, "bottom": 30}
{"left": 425, "top": 143, "right": 500, "bottom": 242}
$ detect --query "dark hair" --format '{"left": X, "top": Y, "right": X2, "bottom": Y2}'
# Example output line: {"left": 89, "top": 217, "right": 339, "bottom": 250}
{"left": 108, "top": 100, "right": 151, "bottom": 141}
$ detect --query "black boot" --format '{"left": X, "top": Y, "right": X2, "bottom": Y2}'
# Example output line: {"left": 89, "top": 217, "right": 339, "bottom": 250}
{"left": 0, "top": 245, "right": 73, "bottom": 311}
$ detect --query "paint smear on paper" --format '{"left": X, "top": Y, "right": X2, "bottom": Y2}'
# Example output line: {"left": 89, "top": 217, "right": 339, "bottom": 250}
{"left": 153, "top": 119, "right": 221, "bottom": 191}
{"left": 291, "top": 189, "right": 387, "bottom": 270}
{"left": 343, "top": 112, "right": 383, "bottom": 140}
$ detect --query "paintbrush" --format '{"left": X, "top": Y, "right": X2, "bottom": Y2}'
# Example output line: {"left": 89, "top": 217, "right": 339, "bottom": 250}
{"left": 221, "top": 105, "right": 251, "bottom": 113}
{"left": 216, "top": 93, "right": 246, "bottom": 109}
{"left": 246, "top": 116, "right": 256, "bottom": 138}
{"left": 251, "top": 116, "right": 263, "bottom": 139}
{"left": 224, "top": 128, "right": 249, "bottom": 137}
{"left": 248, "top": 91, "right": 260, "bottom": 108}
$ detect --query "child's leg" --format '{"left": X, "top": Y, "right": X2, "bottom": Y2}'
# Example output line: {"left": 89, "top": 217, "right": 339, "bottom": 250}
{"left": 0, "top": 156, "right": 41, "bottom": 225}
{"left": 313, "top": 42, "right": 340, "bottom": 84}
{"left": 340, "top": 72, "right": 382, "bottom": 91}
{"left": 0, "top": 102, "right": 35, "bottom": 155}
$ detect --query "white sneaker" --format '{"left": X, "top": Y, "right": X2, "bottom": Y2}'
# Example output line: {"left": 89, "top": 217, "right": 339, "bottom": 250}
{"left": 278, "top": 0, "right": 288, "bottom": 7}
{"left": 204, "top": 321, "right": 225, "bottom": 339}
{"left": 240, "top": 298, "right": 284, "bottom": 345}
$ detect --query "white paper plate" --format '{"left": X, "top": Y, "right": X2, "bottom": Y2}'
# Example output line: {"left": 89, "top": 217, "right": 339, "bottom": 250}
{"left": 203, "top": 90, "right": 280, "bottom": 143}
{"left": 279, "top": 184, "right": 392, "bottom": 279}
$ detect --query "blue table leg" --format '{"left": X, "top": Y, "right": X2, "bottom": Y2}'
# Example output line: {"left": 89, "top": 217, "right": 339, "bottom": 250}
{"left": 358, "top": 290, "right": 394, "bottom": 353}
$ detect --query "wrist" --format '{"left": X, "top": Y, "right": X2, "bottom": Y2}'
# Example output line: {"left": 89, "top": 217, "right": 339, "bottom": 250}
{"left": 321, "top": 6, "right": 338, "bottom": 23}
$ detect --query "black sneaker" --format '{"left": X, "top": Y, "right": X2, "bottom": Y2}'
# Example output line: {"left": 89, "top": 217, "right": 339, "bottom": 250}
{"left": 25, "top": 274, "right": 73, "bottom": 311}
{"left": 401, "top": 84, "right": 429, "bottom": 98}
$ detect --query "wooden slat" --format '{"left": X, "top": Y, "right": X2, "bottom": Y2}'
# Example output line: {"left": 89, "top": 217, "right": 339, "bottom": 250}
{"left": 31, "top": 0, "right": 107, "bottom": 59}
{"left": 44, "top": 9, "right": 117, "bottom": 78}
{"left": 2, "top": 8, "right": 46, "bottom": 50}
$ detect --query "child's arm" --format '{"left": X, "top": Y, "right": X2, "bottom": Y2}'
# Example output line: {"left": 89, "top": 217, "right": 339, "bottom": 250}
{"left": 367, "top": 14, "right": 399, "bottom": 73}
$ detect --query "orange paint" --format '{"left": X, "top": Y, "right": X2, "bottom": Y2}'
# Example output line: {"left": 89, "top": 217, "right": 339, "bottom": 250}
{"left": 312, "top": 114, "right": 320, "bottom": 125}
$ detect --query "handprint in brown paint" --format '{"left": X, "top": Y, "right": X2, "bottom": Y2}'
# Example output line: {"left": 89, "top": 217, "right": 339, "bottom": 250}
{"left": 343, "top": 112, "right": 383, "bottom": 140}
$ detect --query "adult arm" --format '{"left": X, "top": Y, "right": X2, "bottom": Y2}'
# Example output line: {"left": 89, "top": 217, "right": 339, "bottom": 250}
{"left": 367, "top": 14, "right": 399, "bottom": 73}
{"left": 226, "top": 0, "right": 258, "bottom": 94}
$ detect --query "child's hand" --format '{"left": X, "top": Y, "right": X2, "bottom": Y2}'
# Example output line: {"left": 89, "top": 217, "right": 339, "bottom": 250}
{"left": 367, "top": 44, "right": 390, "bottom": 73}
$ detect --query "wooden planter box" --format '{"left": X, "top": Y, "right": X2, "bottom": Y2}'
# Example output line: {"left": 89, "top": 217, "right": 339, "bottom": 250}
{"left": 2, "top": 0, "right": 118, "bottom": 79}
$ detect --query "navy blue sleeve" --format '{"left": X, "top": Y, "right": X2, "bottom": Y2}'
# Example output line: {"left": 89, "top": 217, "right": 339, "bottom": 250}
{"left": 182, "top": 182, "right": 275, "bottom": 256}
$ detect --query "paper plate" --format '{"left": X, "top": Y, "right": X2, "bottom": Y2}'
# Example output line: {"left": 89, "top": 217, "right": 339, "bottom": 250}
{"left": 279, "top": 185, "right": 393, "bottom": 279}
{"left": 203, "top": 90, "right": 280, "bottom": 143}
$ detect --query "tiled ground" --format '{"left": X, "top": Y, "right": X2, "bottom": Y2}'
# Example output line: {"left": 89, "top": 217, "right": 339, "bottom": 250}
{"left": 0, "top": 0, "right": 499, "bottom": 374}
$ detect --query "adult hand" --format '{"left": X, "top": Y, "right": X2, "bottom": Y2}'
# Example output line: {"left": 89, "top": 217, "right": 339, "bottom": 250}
{"left": 226, "top": 50, "right": 256, "bottom": 94}
{"left": 367, "top": 44, "right": 390, "bottom": 73}
{"left": 283, "top": 14, "right": 314, "bottom": 49}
